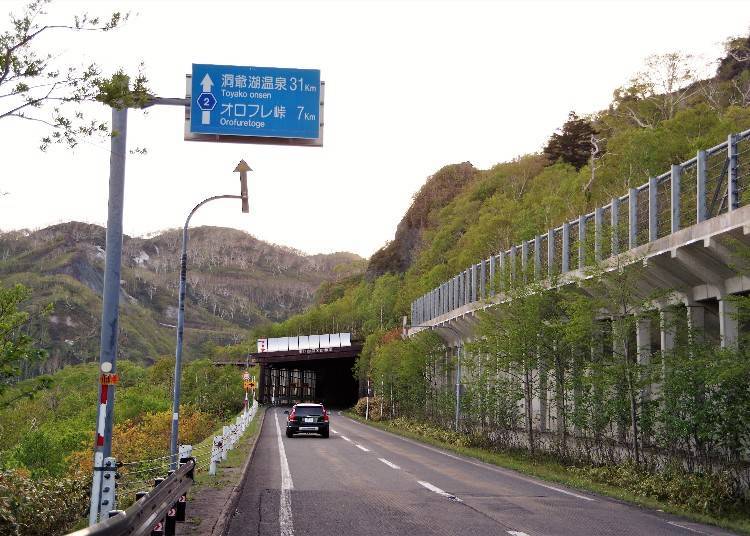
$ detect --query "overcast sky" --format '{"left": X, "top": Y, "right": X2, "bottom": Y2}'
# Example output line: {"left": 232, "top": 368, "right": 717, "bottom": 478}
{"left": 1, "top": 0, "right": 749, "bottom": 257}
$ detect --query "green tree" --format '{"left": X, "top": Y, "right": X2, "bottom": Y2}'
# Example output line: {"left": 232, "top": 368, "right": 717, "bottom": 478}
{"left": 543, "top": 111, "right": 597, "bottom": 171}
{"left": 0, "top": 282, "right": 47, "bottom": 395}
{"left": 0, "top": 0, "right": 143, "bottom": 150}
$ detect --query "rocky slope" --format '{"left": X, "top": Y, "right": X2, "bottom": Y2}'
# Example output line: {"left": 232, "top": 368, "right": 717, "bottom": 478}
{"left": 0, "top": 222, "right": 364, "bottom": 374}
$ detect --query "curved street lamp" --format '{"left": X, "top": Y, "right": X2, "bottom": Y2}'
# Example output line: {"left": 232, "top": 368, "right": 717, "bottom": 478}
{"left": 169, "top": 161, "right": 251, "bottom": 469}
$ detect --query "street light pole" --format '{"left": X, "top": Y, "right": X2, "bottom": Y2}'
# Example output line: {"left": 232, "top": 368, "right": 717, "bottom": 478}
{"left": 409, "top": 323, "right": 463, "bottom": 432}
{"left": 169, "top": 161, "right": 251, "bottom": 470}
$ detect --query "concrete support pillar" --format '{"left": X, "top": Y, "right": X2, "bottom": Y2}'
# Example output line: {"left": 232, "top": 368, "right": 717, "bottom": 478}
{"left": 686, "top": 302, "right": 705, "bottom": 344}
{"left": 636, "top": 316, "right": 652, "bottom": 400}
{"left": 537, "top": 347, "right": 547, "bottom": 433}
{"left": 719, "top": 297, "right": 738, "bottom": 349}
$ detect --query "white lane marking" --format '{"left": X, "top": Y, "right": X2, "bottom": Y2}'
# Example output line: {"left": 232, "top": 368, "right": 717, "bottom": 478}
{"left": 331, "top": 429, "right": 338, "bottom": 434}
{"left": 417, "top": 480, "right": 463, "bottom": 502}
{"left": 507, "top": 532, "right": 530, "bottom": 536}
{"left": 274, "top": 413, "right": 295, "bottom": 536}
{"left": 355, "top": 444, "right": 370, "bottom": 452}
{"left": 344, "top": 416, "right": 594, "bottom": 502}
{"left": 532, "top": 481, "right": 594, "bottom": 501}
{"left": 378, "top": 458, "right": 401, "bottom": 470}
{"left": 340, "top": 435, "right": 352, "bottom": 442}
{"left": 666, "top": 522, "right": 708, "bottom": 534}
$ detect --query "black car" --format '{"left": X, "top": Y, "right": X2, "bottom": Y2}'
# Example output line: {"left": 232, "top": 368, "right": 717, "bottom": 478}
{"left": 284, "top": 403, "right": 329, "bottom": 438}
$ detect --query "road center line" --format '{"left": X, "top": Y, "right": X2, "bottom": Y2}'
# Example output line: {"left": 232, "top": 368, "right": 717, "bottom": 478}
{"left": 355, "top": 444, "right": 370, "bottom": 452}
{"left": 340, "top": 435, "right": 352, "bottom": 442}
{"left": 275, "top": 413, "right": 294, "bottom": 536}
{"left": 417, "top": 480, "right": 463, "bottom": 502}
{"left": 378, "top": 458, "right": 401, "bottom": 470}
{"left": 507, "top": 532, "right": 530, "bottom": 536}
{"left": 331, "top": 429, "right": 338, "bottom": 433}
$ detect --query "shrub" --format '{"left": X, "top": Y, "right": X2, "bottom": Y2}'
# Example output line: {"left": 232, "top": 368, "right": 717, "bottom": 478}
{"left": 0, "top": 469, "right": 89, "bottom": 536}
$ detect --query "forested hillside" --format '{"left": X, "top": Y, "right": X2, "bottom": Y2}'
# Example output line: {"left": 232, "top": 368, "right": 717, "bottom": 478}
{"left": 255, "top": 36, "right": 750, "bottom": 342}
{"left": 0, "top": 223, "right": 363, "bottom": 375}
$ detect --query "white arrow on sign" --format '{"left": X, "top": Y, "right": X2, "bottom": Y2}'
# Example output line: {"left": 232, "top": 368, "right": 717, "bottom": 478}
{"left": 200, "top": 74, "right": 214, "bottom": 125}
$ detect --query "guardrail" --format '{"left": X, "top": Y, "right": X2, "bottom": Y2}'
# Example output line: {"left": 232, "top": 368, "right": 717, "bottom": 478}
{"left": 68, "top": 401, "right": 259, "bottom": 536}
{"left": 412, "top": 128, "right": 750, "bottom": 325}
{"left": 67, "top": 458, "right": 194, "bottom": 536}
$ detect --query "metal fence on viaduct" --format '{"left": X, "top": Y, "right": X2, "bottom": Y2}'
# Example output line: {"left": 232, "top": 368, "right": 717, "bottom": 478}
{"left": 410, "top": 129, "right": 750, "bottom": 347}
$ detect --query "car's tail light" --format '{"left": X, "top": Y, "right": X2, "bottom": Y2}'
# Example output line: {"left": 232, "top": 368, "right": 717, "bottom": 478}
{"left": 323, "top": 408, "right": 329, "bottom": 422}
{"left": 288, "top": 410, "right": 296, "bottom": 421}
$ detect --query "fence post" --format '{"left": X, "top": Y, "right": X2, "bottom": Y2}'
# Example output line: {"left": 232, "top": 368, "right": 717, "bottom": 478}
{"left": 488, "top": 256, "right": 495, "bottom": 296}
{"left": 562, "top": 222, "right": 570, "bottom": 273}
{"left": 594, "top": 208, "right": 603, "bottom": 262}
{"left": 578, "top": 215, "right": 586, "bottom": 269}
{"left": 697, "top": 150, "right": 707, "bottom": 222}
{"left": 611, "top": 197, "right": 620, "bottom": 255}
{"left": 509, "top": 246, "right": 517, "bottom": 283}
{"left": 210, "top": 435, "right": 221, "bottom": 475}
{"left": 671, "top": 164, "right": 681, "bottom": 233}
{"left": 521, "top": 241, "right": 528, "bottom": 281}
{"left": 547, "top": 228, "right": 555, "bottom": 277}
{"left": 498, "top": 251, "right": 505, "bottom": 292}
{"left": 534, "top": 235, "right": 541, "bottom": 280}
{"left": 728, "top": 133, "right": 739, "bottom": 211}
{"left": 629, "top": 188, "right": 638, "bottom": 249}
{"left": 99, "top": 457, "right": 117, "bottom": 516}
{"left": 648, "top": 177, "right": 657, "bottom": 242}
{"left": 480, "top": 260, "right": 486, "bottom": 300}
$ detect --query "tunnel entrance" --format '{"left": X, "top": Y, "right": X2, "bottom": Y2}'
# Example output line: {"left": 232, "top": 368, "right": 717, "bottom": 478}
{"left": 251, "top": 333, "right": 361, "bottom": 409}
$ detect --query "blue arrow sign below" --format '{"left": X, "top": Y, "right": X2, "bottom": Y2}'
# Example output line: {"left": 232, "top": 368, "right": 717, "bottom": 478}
{"left": 190, "top": 64, "right": 321, "bottom": 140}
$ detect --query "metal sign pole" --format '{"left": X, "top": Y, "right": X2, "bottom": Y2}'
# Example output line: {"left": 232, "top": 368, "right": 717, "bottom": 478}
{"left": 88, "top": 106, "right": 128, "bottom": 525}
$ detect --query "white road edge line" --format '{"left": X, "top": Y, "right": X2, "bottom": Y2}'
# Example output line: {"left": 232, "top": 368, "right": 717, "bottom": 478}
{"left": 331, "top": 429, "right": 338, "bottom": 434}
{"left": 344, "top": 416, "right": 594, "bottom": 502}
{"left": 340, "top": 435, "right": 352, "bottom": 442}
{"left": 355, "top": 444, "right": 370, "bottom": 452}
{"left": 507, "top": 532, "right": 530, "bottom": 536}
{"left": 417, "top": 480, "right": 463, "bottom": 502}
{"left": 275, "top": 413, "right": 295, "bottom": 536}
{"left": 666, "top": 521, "right": 708, "bottom": 534}
{"left": 378, "top": 458, "right": 401, "bottom": 470}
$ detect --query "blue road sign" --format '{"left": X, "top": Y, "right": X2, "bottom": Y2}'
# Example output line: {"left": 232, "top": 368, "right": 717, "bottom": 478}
{"left": 190, "top": 64, "right": 321, "bottom": 140}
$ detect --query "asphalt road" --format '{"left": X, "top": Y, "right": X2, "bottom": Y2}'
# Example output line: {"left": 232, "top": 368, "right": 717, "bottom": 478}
{"left": 226, "top": 408, "right": 737, "bottom": 536}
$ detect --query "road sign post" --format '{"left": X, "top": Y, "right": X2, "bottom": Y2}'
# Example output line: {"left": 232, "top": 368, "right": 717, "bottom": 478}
{"left": 88, "top": 106, "right": 127, "bottom": 525}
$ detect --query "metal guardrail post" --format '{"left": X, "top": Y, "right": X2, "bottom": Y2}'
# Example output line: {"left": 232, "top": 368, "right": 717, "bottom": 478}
{"left": 648, "top": 177, "right": 658, "bottom": 242}
{"left": 728, "top": 133, "right": 739, "bottom": 211}
{"left": 521, "top": 241, "right": 528, "bottom": 282}
{"left": 534, "top": 235, "right": 541, "bottom": 279}
{"left": 509, "top": 246, "right": 517, "bottom": 283}
{"left": 561, "top": 223, "right": 570, "bottom": 273}
{"left": 697, "top": 150, "right": 707, "bottom": 222}
{"left": 628, "top": 188, "right": 638, "bottom": 249}
{"left": 671, "top": 165, "right": 681, "bottom": 233}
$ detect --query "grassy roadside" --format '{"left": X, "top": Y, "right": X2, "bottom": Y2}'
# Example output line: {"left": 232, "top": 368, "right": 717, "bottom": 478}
{"left": 345, "top": 412, "right": 750, "bottom": 535}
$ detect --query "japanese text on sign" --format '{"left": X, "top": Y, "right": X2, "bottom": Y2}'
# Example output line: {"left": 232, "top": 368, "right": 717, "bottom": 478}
{"left": 190, "top": 64, "right": 321, "bottom": 140}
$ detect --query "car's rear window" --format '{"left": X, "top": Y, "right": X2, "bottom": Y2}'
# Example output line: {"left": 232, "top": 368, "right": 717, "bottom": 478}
{"left": 295, "top": 405, "right": 323, "bottom": 416}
